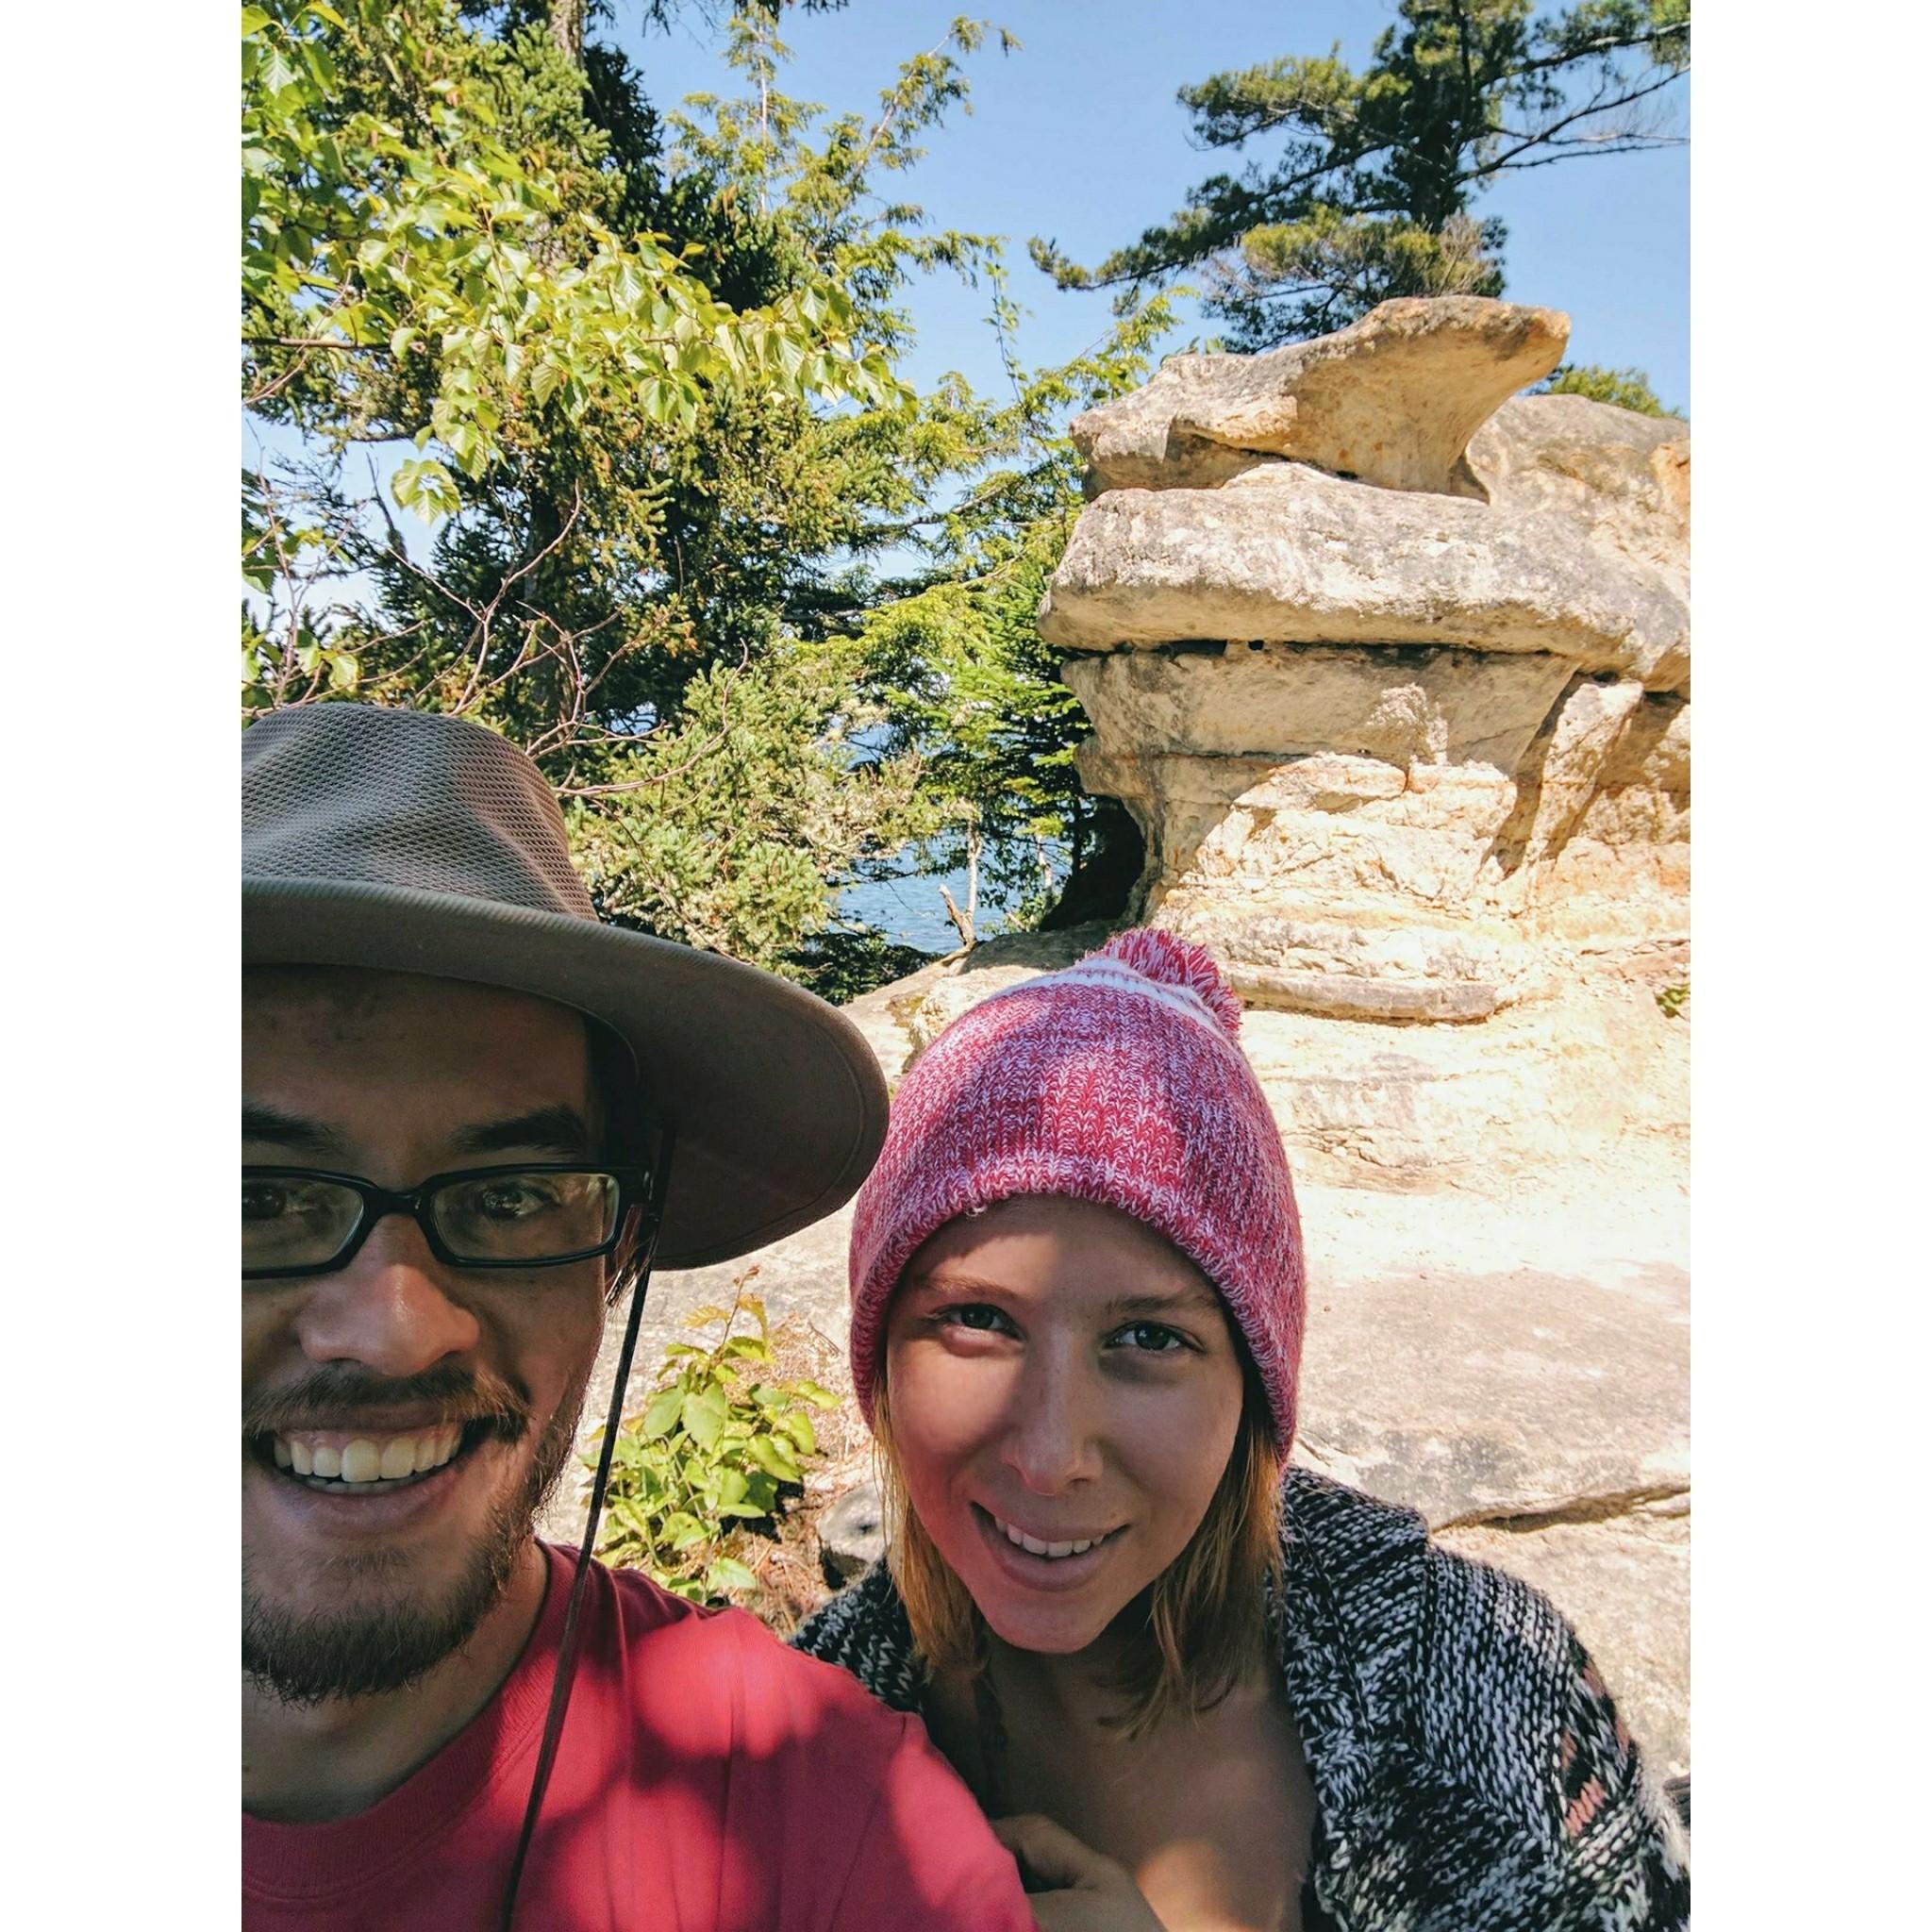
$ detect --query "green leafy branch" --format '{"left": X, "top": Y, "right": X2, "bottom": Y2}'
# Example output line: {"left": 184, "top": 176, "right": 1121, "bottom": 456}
{"left": 243, "top": 0, "right": 904, "bottom": 488}
{"left": 590, "top": 1280, "right": 840, "bottom": 1606}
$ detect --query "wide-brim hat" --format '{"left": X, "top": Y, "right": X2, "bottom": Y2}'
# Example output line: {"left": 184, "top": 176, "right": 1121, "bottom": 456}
{"left": 242, "top": 703, "right": 888, "bottom": 1269}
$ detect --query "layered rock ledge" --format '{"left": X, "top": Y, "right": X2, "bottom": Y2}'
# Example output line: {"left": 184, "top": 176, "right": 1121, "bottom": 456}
{"left": 1072, "top": 295, "right": 1568, "bottom": 496}
{"left": 1041, "top": 464, "right": 1689, "bottom": 690}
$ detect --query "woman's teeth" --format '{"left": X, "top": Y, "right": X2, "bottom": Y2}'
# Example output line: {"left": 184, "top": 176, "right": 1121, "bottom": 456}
{"left": 992, "top": 1513, "right": 1110, "bottom": 1559}
{"left": 272, "top": 1424, "right": 463, "bottom": 1486}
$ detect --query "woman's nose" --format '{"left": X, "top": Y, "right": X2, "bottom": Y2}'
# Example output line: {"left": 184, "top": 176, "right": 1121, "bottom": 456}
{"left": 1000, "top": 1351, "right": 1104, "bottom": 1494}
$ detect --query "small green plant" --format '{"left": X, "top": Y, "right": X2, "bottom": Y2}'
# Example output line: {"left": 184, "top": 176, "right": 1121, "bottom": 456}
{"left": 590, "top": 1279, "right": 840, "bottom": 1606}
{"left": 1657, "top": 983, "right": 1690, "bottom": 1019}
{"left": 1541, "top": 362, "right": 1680, "bottom": 420}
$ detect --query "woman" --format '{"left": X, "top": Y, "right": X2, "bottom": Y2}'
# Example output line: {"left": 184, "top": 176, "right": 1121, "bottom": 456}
{"left": 794, "top": 930, "right": 1688, "bottom": 1932}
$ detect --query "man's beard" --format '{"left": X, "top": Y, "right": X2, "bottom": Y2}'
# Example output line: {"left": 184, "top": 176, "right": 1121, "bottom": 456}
{"left": 242, "top": 1361, "right": 588, "bottom": 1707}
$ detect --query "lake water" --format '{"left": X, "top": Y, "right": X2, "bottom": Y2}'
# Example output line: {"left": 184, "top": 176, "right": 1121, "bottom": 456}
{"left": 836, "top": 845, "right": 1059, "bottom": 953}
{"left": 838, "top": 870, "right": 962, "bottom": 952}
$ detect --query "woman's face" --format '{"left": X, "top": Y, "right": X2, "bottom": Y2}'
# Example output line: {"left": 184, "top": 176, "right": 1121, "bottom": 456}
{"left": 882, "top": 1193, "right": 1248, "bottom": 1656}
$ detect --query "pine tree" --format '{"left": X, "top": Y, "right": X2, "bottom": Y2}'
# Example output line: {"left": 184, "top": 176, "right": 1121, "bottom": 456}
{"left": 1032, "top": 0, "right": 1689, "bottom": 350}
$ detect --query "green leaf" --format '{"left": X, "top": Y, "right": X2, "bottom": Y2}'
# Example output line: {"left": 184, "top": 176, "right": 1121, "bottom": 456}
{"left": 609, "top": 1497, "right": 653, "bottom": 1539}
{"left": 391, "top": 458, "right": 458, "bottom": 525}
{"left": 641, "top": 1386, "right": 684, "bottom": 1440}
{"left": 680, "top": 1388, "right": 728, "bottom": 1450}
{"left": 704, "top": 1557, "right": 758, "bottom": 1595}
{"left": 258, "top": 42, "right": 301, "bottom": 99}
{"left": 746, "top": 1434, "right": 801, "bottom": 1484}
{"left": 660, "top": 1510, "right": 707, "bottom": 1550}
{"left": 241, "top": 8, "right": 271, "bottom": 39}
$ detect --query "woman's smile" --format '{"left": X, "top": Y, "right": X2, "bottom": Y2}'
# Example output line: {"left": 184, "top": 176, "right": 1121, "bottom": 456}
{"left": 971, "top": 1503, "right": 1129, "bottom": 1591}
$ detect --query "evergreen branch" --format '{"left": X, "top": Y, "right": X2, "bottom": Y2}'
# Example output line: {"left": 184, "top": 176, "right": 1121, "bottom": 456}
{"left": 1476, "top": 66, "right": 1685, "bottom": 176}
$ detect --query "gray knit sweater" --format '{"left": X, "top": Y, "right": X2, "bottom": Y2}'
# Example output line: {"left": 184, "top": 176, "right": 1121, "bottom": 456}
{"left": 791, "top": 1468, "right": 1689, "bottom": 1932}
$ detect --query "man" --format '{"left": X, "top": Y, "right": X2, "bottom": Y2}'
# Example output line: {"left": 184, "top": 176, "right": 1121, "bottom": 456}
{"left": 242, "top": 704, "right": 1038, "bottom": 1930}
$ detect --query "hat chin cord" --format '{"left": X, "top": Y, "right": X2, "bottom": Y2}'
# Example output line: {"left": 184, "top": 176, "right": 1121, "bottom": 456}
{"left": 500, "top": 1124, "right": 677, "bottom": 1932}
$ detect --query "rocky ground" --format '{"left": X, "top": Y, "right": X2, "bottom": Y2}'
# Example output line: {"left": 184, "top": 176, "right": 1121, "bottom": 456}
{"left": 543, "top": 933, "right": 1690, "bottom": 1782}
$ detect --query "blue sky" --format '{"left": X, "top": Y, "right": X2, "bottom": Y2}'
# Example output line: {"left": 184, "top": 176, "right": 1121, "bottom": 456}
{"left": 624, "top": 0, "right": 1689, "bottom": 408}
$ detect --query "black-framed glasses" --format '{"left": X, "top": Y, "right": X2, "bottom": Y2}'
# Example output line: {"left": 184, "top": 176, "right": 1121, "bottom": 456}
{"left": 242, "top": 1164, "right": 650, "bottom": 1280}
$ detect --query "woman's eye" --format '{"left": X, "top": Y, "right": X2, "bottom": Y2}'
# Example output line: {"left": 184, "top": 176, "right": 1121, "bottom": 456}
{"left": 1114, "top": 1322, "right": 1188, "bottom": 1353}
{"left": 941, "top": 1304, "right": 1011, "bottom": 1334}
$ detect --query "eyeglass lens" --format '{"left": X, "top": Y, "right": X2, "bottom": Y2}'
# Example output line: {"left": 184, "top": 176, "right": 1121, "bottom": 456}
{"left": 242, "top": 1171, "right": 624, "bottom": 1270}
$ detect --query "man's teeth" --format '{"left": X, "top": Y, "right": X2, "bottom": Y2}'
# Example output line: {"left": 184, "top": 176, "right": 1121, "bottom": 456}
{"left": 993, "top": 1514, "right": 1108, "bottom": 1559}
{"left": 271, "top": 1425, "right": 463, "bottom": 1484}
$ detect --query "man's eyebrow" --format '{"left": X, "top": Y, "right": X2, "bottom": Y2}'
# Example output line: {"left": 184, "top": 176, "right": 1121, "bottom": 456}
{"left": 448, "top": 1106, "right": 595, "bottom": 1159}
{"left": 242, "top": 1102, "right": 347, "bottom": 1158}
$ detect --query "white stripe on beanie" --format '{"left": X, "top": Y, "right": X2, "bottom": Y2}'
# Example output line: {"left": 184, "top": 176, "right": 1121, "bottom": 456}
{"left": 974, "top": 953, "right": 1235, "bottom": 1039}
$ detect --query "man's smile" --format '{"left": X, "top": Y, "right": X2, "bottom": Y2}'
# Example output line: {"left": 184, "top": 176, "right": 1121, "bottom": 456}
{"left": 242, "top": 1399, "right": 528, "bottom": 1523}
{"left": 260, "top": 1422, "right": 469, "bottom": 1490}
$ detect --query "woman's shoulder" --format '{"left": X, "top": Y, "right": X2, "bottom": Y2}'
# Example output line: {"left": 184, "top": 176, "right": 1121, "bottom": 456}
{"left": 1281, "top": 1467, "right": 1688, "bottom": 1926}
{"left": 790, "top": 1557, "right": 926, "bottom": 1713}
{"left": 1281, "top": 1463, "right": 1652, "bottom": 1796}
{"left": 1281, "top": 1465, "right": 1431, "bottom": 1593}
{"left": 1282, "top": 1466, "right": 1601, "bottom": 1729}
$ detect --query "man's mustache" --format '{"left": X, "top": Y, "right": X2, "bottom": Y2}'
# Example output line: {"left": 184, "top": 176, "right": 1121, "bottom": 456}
{"left": 242, "top": 1361, "right": 532, "bottom": 1442}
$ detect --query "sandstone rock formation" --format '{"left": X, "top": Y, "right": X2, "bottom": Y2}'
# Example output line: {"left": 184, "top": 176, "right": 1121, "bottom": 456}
{"left": 1041, "top": 466, "right": 1689, "bottom": 686}
{"left": 1038, "top": 296, "right": 1690, "bottom": 1194}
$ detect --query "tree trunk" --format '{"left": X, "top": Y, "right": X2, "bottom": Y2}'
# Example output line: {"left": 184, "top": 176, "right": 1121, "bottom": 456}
{"left": 550, "top": 0, "right": 585, "bottom": 67}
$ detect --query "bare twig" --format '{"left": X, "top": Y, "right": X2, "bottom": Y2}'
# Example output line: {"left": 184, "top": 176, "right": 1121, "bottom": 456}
{"left": 938, "top": 883, "right": 974, "bottom": 950}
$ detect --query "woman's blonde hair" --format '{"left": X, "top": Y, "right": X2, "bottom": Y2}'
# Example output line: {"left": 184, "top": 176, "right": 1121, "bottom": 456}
{"left": 870, "top": 1345, "right": 1284, "bottom": 1740}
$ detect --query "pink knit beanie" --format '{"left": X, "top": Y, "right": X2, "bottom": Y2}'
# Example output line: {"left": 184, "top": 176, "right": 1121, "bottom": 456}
{"left": 848, "top": 928, "right": 1305, "bottom": 1458}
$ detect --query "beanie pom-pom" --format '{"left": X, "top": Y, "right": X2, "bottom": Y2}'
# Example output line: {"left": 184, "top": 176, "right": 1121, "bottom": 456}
{"left": 1096, "top": 928, "right": 1243, "bottom": 1038}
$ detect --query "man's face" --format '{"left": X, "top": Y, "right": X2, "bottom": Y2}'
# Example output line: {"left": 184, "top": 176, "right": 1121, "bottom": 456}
{"left": 242, "top": 968, "right": 609, "bottom": 1706}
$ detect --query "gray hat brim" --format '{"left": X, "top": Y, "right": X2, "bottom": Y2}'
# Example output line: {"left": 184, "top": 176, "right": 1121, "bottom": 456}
{"left": 243, "top": 877, "right": 886, "bottom": 1269}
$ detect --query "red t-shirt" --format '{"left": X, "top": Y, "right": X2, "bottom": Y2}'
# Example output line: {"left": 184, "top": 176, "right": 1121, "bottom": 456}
{"left": 243, "top": 1546, "right": 1034, "bottom": 1931}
